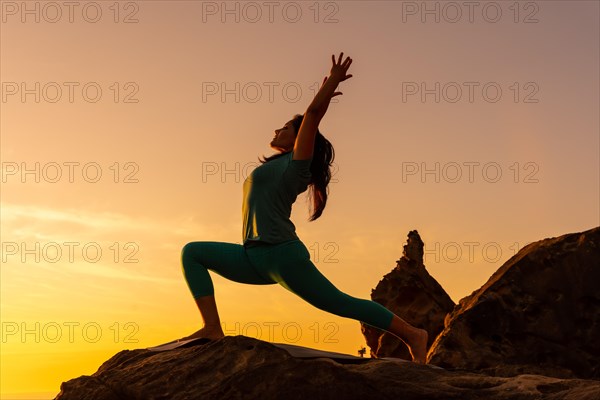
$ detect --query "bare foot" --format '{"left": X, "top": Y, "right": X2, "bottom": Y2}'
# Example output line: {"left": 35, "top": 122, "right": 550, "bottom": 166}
{"left": 407, "top": 328, "right": 428, "bottom": 364}
{"left": 178, "top": 325, "right": 225, "bottom": 342}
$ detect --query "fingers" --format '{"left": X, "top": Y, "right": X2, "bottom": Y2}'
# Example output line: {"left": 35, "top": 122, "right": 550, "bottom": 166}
{"left": 332, "top": 52, "right": 350, "bottom": 65}
{"left": 332, "top": 52, "right": 352, "bottom": 71}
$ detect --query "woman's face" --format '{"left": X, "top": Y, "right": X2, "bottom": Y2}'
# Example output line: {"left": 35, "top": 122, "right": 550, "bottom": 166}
{"left": 270, "top": 120, "right": 296, "bottom": 152}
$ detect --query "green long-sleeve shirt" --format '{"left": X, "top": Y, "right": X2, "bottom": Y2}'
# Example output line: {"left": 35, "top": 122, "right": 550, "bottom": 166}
{"left": 242, "top": 150, "right": 313, "bottom": 247}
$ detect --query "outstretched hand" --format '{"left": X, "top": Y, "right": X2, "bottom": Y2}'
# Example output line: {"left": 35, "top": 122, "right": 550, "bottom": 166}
{"left": 330, "top": 52, "right": 353, "bottom": 82}
{"left": 320, "top": 52, "right": 353, "bottom": 98}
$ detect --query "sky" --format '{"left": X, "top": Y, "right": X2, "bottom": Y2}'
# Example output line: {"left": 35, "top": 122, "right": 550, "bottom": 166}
{"left": 1, "top": 0, "right": 599, "bottom": 398}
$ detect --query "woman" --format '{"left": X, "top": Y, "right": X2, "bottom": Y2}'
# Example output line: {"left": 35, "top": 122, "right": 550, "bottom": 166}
{"left": 179, "top": 53, "right": 428, "bottom": 363}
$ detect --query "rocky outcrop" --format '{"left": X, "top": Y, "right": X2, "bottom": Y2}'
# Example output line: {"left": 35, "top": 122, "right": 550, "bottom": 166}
{"left": 361, "top": 230, "right": 455, "bottom": 359}
{"left": 428, "top": 226, "right": 600, "bottom": 380}
{"left": 54, "top": 227, "right": 600, "bottom": 399}
{"left": 54, "top": 335, "right": 600, "bottom": 400}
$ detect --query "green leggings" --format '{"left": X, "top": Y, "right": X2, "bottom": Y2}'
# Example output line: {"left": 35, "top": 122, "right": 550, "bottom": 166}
{"left": 181, "top": 239, "right": 395, "bottom": 331}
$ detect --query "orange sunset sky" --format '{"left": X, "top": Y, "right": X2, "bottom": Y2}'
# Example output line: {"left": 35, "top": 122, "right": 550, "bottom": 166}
{"left": 1, "top": 1, "right": 599, "bottom": 398}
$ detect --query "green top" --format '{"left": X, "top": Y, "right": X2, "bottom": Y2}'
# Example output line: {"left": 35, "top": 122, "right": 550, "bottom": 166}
{"left": 242, "top": 150, "right": 313, "bottom": 247}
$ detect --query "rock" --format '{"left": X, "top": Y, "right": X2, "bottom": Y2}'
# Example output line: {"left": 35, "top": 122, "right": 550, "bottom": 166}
{"left": 54, "top": 335, "right": 600, "bottom": 400}
{"left": 361, "top": 230, "right": 455, "bottom": 359}
{"left": 53, "top": 227, "right": 600, "bottom": 398}
{"left": 428, "top": 226, "right": 600, "bottom": 380}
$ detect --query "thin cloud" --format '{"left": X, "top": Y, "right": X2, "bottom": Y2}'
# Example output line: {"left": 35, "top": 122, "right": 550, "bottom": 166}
{"left": 1, "top": 202, "right": 161, "bottom": 232}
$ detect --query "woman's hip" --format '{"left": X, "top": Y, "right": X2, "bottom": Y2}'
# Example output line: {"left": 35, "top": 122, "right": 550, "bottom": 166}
{"left": 245, "top": 239, "right": 311, "bottom": 273}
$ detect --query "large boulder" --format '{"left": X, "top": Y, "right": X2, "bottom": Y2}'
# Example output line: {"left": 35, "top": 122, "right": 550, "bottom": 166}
{"left": 428, "top": 226, "right": 600, "bottom": 380}
{"left": 361, "top": 230, "right": 455, "bottom": 359}
{"left": 54, "top": 335, "right": 600, "bottom": 400}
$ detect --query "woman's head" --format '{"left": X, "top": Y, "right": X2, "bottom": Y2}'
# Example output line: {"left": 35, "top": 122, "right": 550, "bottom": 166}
{"left": 260, "top": 113, "right": 335, "bottom": 222}
{"left": 270, "top": 119, "right": 296, "bottom": 153}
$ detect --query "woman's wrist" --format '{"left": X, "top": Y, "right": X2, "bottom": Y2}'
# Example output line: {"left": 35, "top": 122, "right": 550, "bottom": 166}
{"left": 308, "top": 75, "right": 339, "bottom": 113}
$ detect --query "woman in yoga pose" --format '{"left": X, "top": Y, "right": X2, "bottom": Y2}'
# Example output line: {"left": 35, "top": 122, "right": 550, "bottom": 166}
{"left": 179, "top": 52, "right": 428, "bottom": 363}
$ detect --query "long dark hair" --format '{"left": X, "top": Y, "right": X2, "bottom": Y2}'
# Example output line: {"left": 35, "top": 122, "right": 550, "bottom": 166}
{"left": 258, "top": 113, "right": 335, "bottom": 221}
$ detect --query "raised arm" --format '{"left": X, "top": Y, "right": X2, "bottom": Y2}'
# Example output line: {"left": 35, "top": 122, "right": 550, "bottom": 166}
{"left": 292, "top": 52, "right": 353, "bottom": 160}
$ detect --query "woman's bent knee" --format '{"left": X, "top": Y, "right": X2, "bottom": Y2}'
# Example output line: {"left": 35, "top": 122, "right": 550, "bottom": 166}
{"left": 181, "top": 241, "right": 206, "bottom": 260}
{"left": 181, "top": 242, "right": 205, "bottom": 272}
{"left": 181, "top": 242, "right": 194, "bottom": 258}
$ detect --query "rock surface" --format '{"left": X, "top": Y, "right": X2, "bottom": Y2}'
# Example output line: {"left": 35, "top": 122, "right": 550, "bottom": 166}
{"left": 361, "top": 230, "right": 455, "bottom": 359}
{"left": 428, "top": 226, "right": 600, "bottom": 380}
{"left": 54, "top": 335, "right": 600, "bottom": 400}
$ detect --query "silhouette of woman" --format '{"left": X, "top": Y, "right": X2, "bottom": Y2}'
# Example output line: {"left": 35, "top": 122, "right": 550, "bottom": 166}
{"left": 179, "top": 53, "right": 428, "bottom": 363}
